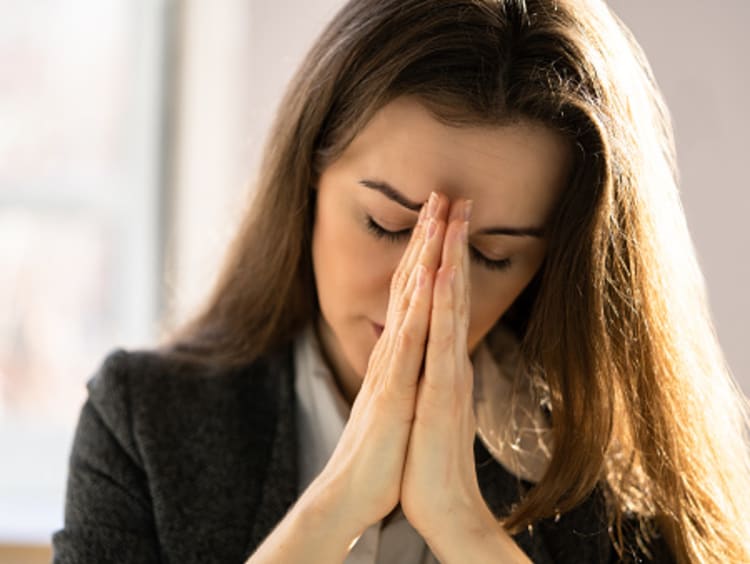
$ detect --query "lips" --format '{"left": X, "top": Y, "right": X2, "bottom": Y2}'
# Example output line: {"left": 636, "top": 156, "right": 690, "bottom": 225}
{"left": 372, "top": 322, "right": 384, "bottom": 337}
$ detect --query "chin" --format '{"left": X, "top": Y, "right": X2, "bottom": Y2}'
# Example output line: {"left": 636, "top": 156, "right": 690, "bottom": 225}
{"left": 321, "top": 316, "right": 370, "bottom": 379}
{"left": 349, "top": 336, "right": 372, "bottom": 381}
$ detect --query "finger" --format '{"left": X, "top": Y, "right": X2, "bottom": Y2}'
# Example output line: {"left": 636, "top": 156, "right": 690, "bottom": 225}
{"left": 423, "top": 207, "right": 465, "bottom": 403}
{"left": 402, "top": 191, "right": 442, "bottom": 273}
{"left": 441, "top": 198, "right": 465, "bottom": 264}
{"left": 441, "top": 200, "right": 465, "bottom": 355}
{"left": 373, "top": 194, "right": 443, "bottom": 395}
{"left": 383, "top": 195, "right": 432, "bottom": 334}
{"left": 422, "top": 198, "right": 472, "bottom": 398}
{"left": 423, "top": 260, "right": 457, "bottom": 404}
{"left": 398, "top": 197, "right": 431, "bottom": 278}
{"left": 454, "top": 201, "right": 472, "bottom": 361}
{"left": 384, "top": 262, "right": 435, "bottom": 396}
{"left": 368, "top": 193, "right": 439, "bottom": 394}
{"left": 390, "top": 196, "right": 429, "bottom": 297}
{"left": 387, "top": 192, "right": 445, "bottom": 329}
{"left": 401, "top": 195, "right": 447, "bottom": 303}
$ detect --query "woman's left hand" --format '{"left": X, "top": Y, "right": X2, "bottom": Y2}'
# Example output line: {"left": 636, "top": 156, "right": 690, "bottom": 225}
{"left": 400, "top": 198, "right": 531, "bottom": 564}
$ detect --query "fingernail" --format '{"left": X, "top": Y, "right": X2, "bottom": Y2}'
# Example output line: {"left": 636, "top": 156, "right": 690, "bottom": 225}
{"left": 464, "top": 200, "right": 473, "bottom": 221}
{"left": 461, "top": 221, "right": 469, "bottom": 243}
{"left": 428, "top": 192, "right": 438, "bottom": 218}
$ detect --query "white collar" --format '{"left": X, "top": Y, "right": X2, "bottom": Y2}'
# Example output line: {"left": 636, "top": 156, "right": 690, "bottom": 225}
{"left": 294, "top": 323, "right": 552, "bottom": 488}
{"left": 294, "top": 323, "right": 351, "bottom": 494}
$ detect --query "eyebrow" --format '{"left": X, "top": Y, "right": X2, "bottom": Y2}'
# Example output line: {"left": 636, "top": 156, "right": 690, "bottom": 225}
{"left": 359, "top": 179, "right": 423, "bottom": 211}
{"left": 358, "top": 178, "right": 545, "bottom": 238}
{"left": 478, "top": 225, "right": 545, "bottom": 237}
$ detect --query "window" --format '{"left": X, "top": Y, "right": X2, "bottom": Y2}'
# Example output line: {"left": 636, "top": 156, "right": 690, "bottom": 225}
{"left": 0, "top": 0, "right": 172, "bottom": 543}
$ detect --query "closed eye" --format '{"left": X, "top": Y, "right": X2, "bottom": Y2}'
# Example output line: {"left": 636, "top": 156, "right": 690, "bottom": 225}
{"left": 365, "top": 216, "right": 512, "bottom": 272}
{"left": 365, "top": 216, "right": 411, "bottom": 242}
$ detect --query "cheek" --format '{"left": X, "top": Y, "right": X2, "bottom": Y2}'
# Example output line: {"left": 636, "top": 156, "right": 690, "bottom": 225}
{"left": 312, "top": 201, "right": 395, "bottom": 314}
{"left": 466, "top": 243, "right": 547, "bottom": 347}
{"left": 466, "top": 270, "right": 536, "bottom": 349}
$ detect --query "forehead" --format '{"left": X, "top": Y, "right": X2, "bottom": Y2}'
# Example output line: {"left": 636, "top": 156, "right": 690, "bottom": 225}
{"left": 336, "top": 96, "right": 573, "bottom": 226}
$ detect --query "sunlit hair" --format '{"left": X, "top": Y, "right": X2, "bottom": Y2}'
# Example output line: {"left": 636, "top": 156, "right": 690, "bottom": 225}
{"left": 167, "top": 0, "right": 750, "bottom": 561}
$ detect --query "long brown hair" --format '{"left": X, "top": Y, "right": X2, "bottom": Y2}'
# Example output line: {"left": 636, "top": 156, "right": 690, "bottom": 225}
{"left": 167, "top": 0, "right": 750, "bottom": 561}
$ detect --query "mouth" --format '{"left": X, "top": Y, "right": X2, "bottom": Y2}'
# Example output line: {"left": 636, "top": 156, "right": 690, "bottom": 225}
{"left": 371, "top": 321, "right": 384, "bottom": 338}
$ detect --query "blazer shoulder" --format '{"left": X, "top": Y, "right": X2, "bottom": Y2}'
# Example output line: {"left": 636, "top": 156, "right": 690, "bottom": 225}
{"left": 88, "top": 344, "right": 290, "bottom": 405}
{"left": 85, "top": 345, "right": 294, "bottom": 466}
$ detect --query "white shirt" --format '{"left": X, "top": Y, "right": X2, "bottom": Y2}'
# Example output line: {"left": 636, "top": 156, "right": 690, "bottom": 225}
{"left": 293, "top": 324, "right": 552, "bottom": 563}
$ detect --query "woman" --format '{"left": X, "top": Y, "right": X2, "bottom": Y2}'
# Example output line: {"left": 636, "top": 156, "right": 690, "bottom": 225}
{"left": 53, "top": 0, "right": 750, "bottom": 562}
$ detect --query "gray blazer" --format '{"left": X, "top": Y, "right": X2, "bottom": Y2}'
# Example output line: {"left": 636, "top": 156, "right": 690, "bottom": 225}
{"left": 52, "top": 344, "right": 672, "bottom": 563}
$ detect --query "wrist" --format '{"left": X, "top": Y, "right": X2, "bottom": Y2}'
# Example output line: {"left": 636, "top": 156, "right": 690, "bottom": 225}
{"left": 246, "top": 477, "right": 363, "bottom": 564}
{"left": 298, "top": 473, "right": 366, "bottom": 547}
{"left": 423, "top": 505, "right": 531, "bottom": 564}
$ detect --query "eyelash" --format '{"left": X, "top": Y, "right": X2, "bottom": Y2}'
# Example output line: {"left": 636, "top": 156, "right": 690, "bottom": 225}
{"left": 365, "top": 216, "right": 512, "bottom": 272}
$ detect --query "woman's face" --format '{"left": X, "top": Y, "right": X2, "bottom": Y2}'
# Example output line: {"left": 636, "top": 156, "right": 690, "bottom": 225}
{"left": 312, "top": 96, "right": 572, "bottom": 402}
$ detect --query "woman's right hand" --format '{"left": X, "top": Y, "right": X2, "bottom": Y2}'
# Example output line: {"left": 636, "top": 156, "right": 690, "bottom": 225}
{"left": 306, "top": 191, "right": 447, "bottom": 540}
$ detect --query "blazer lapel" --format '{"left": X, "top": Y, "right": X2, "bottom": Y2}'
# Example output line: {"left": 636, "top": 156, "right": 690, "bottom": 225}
{"left": 245, "top": 343, "right": 300, "bottom": 555}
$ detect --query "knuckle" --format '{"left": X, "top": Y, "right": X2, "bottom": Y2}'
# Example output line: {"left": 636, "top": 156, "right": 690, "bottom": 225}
{"left": 397, "top": 268, "right": 410, "bottom": 287}
{"left": 428, "top": 331, "right": 454, "bottom": 350}
{"left": 371, "top": 387, "right": 414, "bottom": 422}
{"left": 389, "top": 275, "right": 398, "bottom": 295}
{"left": 370, "top": 390, "right": 390, "bottom": 414}
{"left": 394, "top": 293, "right": 410, "bottom": 316}
{"left": 416, "top": 384, "right": 459, "bottom": 419}
{"left": 411, "top": 223, "right": 424, "bottom": 244}
{"left": 365, "top": 350, "right": 380, "bottom": 376}
{"left": 395, "top": 327, "right": 416, "bottom": 351}
{"left": 414, "top": 393, "right": 445, "bottom": 424}
{"left": 390, "top": 268, "right": 408, "bottom": 293}
{"left": 457, "top": 302, "right": 468, "bottom": 319}
{"left": 433, "top": 286, "right": 452, "bottom": 308}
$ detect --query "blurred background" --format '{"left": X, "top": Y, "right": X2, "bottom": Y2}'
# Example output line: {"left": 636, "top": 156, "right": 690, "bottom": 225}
{"left": 0, "top": 1, "right": 747, "bottom": 561}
